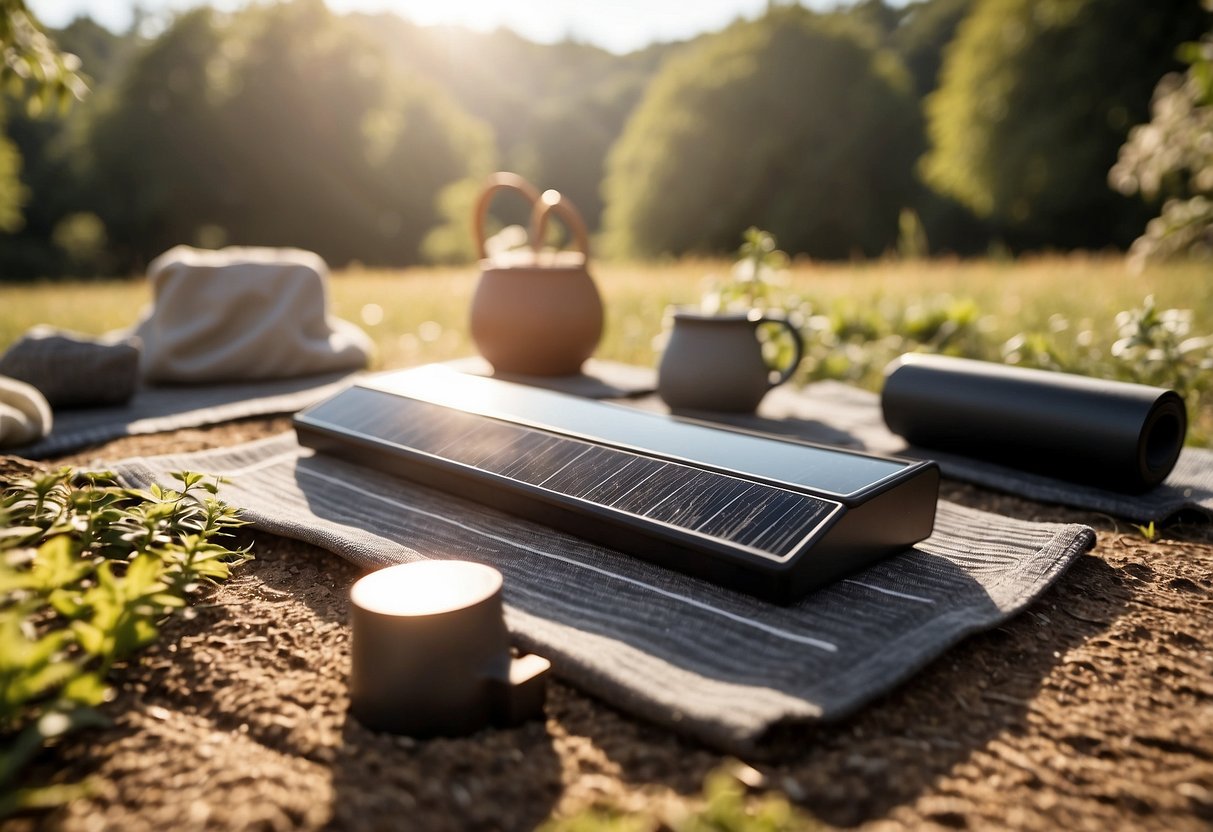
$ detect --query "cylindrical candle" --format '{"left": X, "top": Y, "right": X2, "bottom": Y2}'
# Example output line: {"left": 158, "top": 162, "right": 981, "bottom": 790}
{"left": 349, "top": 560, "right": 549, "bottom": 737}
{"left": 881, "top": 353, "right": 1186, "bottom": 493}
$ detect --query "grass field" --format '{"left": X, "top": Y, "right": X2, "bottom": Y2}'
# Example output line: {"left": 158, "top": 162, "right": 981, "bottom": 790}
{"left": 2, "top": 254, "right": 1210, "bottom": 441}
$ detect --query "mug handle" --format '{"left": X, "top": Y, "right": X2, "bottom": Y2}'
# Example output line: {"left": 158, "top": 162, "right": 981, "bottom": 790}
{"left": 485, "top": 653, "right": 551, "bottom": 727}
{"left": 756, "top": 314, "right": 804, "bottom": 388}
{"left": 529, "top": 189, "right": 591, "bottom": 261}
{"left": 472, "top": 172, "right": 542, "bottom": 260}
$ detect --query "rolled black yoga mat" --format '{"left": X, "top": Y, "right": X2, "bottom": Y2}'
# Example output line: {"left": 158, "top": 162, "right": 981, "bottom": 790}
{"left": 881, "top": 353, "right": 1187, "bottom": 494}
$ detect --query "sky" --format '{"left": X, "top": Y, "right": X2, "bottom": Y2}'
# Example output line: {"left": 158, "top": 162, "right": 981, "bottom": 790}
{"left": 28, "top": 0, "right": 884, "bottom": 55}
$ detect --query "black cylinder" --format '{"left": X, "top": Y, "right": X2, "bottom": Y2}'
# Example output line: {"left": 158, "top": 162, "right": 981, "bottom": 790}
{"left": 880, "top": 354, "right": 1186, "bottom": 494}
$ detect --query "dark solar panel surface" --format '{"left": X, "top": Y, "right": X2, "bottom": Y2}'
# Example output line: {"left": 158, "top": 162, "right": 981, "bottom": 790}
{"left": 306, "top": 388, "right": 837, "bottom": 559}
{"left": 361, "top": 369, "right": 906, "bottom": 496}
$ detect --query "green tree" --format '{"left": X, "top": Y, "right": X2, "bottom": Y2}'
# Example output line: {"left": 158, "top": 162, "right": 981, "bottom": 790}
{"left": 0, "top": 109, "right": 22, "bottom": 232}
{"left": 1111, "top": 25, "right": 1213, "bottom": 264}
{"left": 80, "top": 1, "right": 492, "bottom": 270}
{"left": 922, "top": 0, "right": 1209, "bottom": 250}
{"left": 889, "top": 0, "right": 975, "bottom": 98}
{"left": 83, "top": 8, "right": 229, "bottom": 267}
{"left": 215, "top": 0, "right": 492, "bottom": 266}
{"left": 0, "top": 0, "right": 88, "bottom": 240}
{"left": 873, "top": 0, "right": 987, "bottom": 255}
{"left": 1, "top": 0, "right": 88, "bottom": 115}
{"left": 0, "top": 17, "right": 130, "bottom": 276}
{"left": 602, "top": 7, "right": 920, "bottom": 259}
{"left": 353, "top": 16, "right": 673, "bottom": 235}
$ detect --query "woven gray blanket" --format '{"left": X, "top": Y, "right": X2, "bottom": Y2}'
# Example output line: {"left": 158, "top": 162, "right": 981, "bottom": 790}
{"left": 12, "top": 360, "right": 648, "bottom": 460}
{"left": 13, "top": 372, "right": 356, "bottom": 458}
{"left": 742, "top": 381, "right": 1213, "bottom": 525}
{"left": 114, "top": 433, "right": 1094, "bottom": 751}
{"left": 25, "top": 357, "right": 1211, "bottom": 523}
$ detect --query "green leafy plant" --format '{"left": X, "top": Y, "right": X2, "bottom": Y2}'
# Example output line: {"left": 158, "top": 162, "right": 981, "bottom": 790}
{"left": 1110, "top": 19, "right": 1213, "bottom": 266}
{"left": 701, "top": 227, "right": 791, "bottom": 314}
{"left": 791, "top": 293, "right": 987, "bottom": 386}
{"left": 1135, "top": 521, "right": 1159, "bottom": 542}
{"left": 1109, "top": 295, "right": 1212, "bottom": 400}
{"left": 542, "top": 764, "right": 817, "bottom": 832}
{"left": 0, "top": 467, "right": 250, "bottom": 816}
{"left": 690, "top": 272, "right": 1210, "bottom": 446}
{"left": 699, "top": 228, "right": 800, "bottom": 376}
{"left": 1002, "top": 295, "right": 1212, "bottom": 444}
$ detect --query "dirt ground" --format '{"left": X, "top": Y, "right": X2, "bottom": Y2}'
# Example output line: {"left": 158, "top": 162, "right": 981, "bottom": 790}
{"left": 9, "top": 416, "right": 1213, "bottom": 831}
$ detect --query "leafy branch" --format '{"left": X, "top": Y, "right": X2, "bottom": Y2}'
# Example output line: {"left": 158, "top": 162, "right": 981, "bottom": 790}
{"left": 1, "top": 0, "right": 89, "bottom": 115}
{"left": 1110, "top": 26, "right": 1213, "bottom": 266}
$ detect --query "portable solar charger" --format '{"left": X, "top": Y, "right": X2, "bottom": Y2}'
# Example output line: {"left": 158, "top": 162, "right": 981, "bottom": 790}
{"left": 295, "top": 366, "right": 940, "bottom": 603}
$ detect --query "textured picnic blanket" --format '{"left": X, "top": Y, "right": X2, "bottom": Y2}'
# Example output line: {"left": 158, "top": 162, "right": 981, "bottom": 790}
{"left": 741, "top": 379, "right": 1213, "bottom": 525}
{"left": 10, "top": 360, "right": 648, "bottom": 460}
{"left": 20, "top": 357, "right": 1212, "bottom": 523}
{"left": 114, "top": 430, "right": 1093, "bottom": 751}
{"left": 12, "top": 372, "right": 357, "bottom": 459}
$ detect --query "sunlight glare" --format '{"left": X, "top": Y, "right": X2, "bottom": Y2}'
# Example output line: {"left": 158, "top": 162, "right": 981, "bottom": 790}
{"left": 29, "top": 0, "right": 788, "bottom": 55}
{"left": 351, "top": 560, "right": 502, "bottom": 616}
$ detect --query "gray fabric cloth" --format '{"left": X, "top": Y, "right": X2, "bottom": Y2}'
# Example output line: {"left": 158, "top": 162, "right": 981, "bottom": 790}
{"left": 12, "top": 373, "right": 355, "bottom": 459}
{"left": 577, "top": 362, "right": 1213, "bottom": 524}
{"left": 113, "top": 432, "right": 1094, "bottom": 751}
{"left": 13, "top": 353, "right": 1210, "bottom": 523}
{"left": 11, "top": 361, "right": 649, "bottom": 460}
{"left": 0, "top": 326, "right": 141, "bottom": 407}
{"left": 751, "top": 380, "right": 1213, "bottom": 525}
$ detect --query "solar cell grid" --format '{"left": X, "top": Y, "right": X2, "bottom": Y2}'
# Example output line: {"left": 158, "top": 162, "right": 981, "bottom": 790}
{"left": 294, "top": 367, "right": 940, "bottom": 601}
{"left": 305, "top": 391, "right": 833, "bottom": 560}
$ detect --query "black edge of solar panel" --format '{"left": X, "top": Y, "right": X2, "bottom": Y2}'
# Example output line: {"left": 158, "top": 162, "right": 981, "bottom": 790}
{"left": 307, "top": 433, "right": 797, "bottom": 597}
{"left": 293, "top": 367, "right": 940, "bottom": 602}
{"left": 298, "top": 391, "right": 841, "bottom": 564}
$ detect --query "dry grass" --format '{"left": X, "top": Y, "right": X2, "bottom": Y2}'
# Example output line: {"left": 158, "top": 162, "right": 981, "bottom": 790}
{"left": 1, "top": 251, "right": 1208, "bottom": 379}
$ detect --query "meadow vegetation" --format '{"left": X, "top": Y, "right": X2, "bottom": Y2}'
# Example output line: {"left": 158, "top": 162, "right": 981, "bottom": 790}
{"left": 2, "top": 255, "right": 1209, "bottom": 443}
{"left": 2, "top": 1, "right": 1210, "bottom": 276}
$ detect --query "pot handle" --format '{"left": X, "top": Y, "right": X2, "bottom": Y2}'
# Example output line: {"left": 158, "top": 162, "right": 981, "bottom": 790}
{"left": 529, "top": 189, "right": 591, "bottom": 262}
{"left": 756, "top": 314, "right": 804, "bottom": 388}
{"left": 472, "top": 172, "right": 542, "bottom": 260}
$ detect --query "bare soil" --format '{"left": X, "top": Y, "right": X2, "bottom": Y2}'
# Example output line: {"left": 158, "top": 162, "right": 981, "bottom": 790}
{"left": 8, "top": 417, "right": 1213, "bottom": 831}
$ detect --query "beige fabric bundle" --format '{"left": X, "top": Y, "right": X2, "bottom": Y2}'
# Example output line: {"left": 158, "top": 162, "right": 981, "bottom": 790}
{"left": 133, "top": 246, "right": 373, "bottom": 384}
{"left": 0, "top": 375, "right": 52, "bottom": 448}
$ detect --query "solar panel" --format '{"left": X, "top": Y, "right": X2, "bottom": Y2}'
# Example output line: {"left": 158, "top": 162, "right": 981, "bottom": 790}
{"left": 294, "top": 366, "right": 939, "bottom": 602}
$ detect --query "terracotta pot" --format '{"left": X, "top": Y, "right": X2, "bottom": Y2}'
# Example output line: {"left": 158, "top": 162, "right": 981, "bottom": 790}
{"left": 469, "top": 173, "right": 604, "bottom": 377}
{"left": 657, "top": 309, "right": 803, "bottom": 413}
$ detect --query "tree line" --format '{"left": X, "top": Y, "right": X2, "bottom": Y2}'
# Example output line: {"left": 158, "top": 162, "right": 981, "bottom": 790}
{"left": 0, "top": 0, "right": 1208, "bottom": 278}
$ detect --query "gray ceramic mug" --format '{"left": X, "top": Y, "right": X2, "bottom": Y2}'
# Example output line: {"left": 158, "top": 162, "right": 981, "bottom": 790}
{"left": 349, "top": 560, "right": 550, "bottom": 737}
{"left": 657, "top": 309, "right": 804, "bottom": 413}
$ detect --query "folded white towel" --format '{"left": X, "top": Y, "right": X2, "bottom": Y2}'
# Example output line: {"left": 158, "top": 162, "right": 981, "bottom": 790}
{"left": 133, "top": 246, "right": 374, "bottom": 384}
{"left": 0, "top": 375, "right": 53, "bottom": 448}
